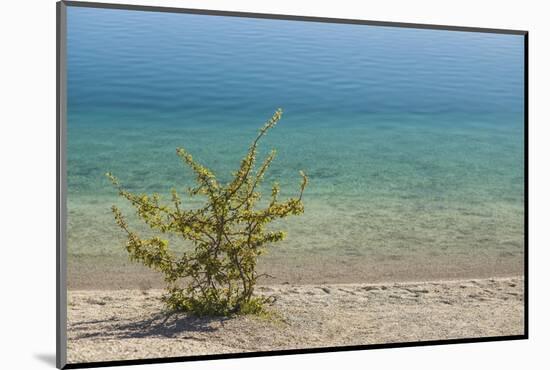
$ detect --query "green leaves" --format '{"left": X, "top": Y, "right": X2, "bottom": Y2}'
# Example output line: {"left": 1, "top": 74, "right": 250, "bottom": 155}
{"left": 107, "top": 109, "right": 308, "bottom": 316}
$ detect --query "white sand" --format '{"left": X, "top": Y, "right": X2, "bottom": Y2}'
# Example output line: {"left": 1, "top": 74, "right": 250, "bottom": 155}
{"left": 67, "top": 276, "right": 524, "bottom": 364}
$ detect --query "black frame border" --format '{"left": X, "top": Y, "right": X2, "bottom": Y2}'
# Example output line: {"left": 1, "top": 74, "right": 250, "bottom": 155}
{"left": 56, "top": 1, "right": 529, "bottom": 369}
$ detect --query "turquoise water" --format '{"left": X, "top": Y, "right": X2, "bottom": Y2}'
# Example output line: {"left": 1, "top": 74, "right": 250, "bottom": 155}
{"left": 66, "top": 7, "right": 524, "bottom": 271}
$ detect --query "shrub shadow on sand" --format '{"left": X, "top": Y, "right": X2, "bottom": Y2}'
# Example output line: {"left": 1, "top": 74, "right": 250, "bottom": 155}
{"left": 71, "top": 311, "right": 230, "bottom": 340}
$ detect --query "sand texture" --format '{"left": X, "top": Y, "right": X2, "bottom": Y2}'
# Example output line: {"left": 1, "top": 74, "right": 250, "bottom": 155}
{"left": 67, "top": 276, "right": 524, "bottom": 364}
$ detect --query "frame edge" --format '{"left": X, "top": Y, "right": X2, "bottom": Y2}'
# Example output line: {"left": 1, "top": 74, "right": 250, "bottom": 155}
{"left": 57, "top": 1, "right": 68, "bottom": 369}
{"left": 523, "top": 31, "right": 529, "bottom": 339}
{"left": 62, "top": 0, "right": 527, "bottom": 35}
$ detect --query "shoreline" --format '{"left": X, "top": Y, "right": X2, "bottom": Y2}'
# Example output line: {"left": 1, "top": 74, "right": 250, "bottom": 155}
{"left": 67, "top": 276, "right": 524, "bottom": 364}
{"left": 68, "top": 253, "right": 524, "bottom": 290}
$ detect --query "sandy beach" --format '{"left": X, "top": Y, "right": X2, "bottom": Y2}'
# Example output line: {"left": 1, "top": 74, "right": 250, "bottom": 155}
{"left": 67, "top": 276, "right": 524, "bottom": 364}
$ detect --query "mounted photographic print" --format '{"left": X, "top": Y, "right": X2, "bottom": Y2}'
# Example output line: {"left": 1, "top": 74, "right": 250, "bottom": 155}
{"left": 56, "top": 1, "right": 528, "bottom": 368}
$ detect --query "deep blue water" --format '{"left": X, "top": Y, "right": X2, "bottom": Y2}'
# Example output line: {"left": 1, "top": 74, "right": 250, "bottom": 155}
{"left": 66, "top": 7, "right": 524, "bottom": 267}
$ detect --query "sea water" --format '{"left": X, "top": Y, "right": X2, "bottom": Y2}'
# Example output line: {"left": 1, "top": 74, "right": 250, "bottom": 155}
{"left": 66, "top": 7, "right": 524, "bottom": 273}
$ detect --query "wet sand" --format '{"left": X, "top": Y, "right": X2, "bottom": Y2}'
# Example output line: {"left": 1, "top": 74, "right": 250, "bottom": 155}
{"left": 68, "top": 253, "right": 524, "bottom": 290}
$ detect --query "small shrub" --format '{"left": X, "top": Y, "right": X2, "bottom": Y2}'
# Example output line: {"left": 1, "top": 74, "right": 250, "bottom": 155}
{"left": 107, "top": 109, "right": 308, "bottom": 316}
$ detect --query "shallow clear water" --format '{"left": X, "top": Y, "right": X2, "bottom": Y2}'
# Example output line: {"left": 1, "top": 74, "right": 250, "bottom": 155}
{"left": 66, "top": 7, "right": 524, "bottom": 270}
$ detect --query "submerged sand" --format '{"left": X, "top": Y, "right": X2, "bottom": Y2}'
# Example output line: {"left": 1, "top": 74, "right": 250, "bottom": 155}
{"left": 67, "top": 276, "right": 524, "bottom": 364}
